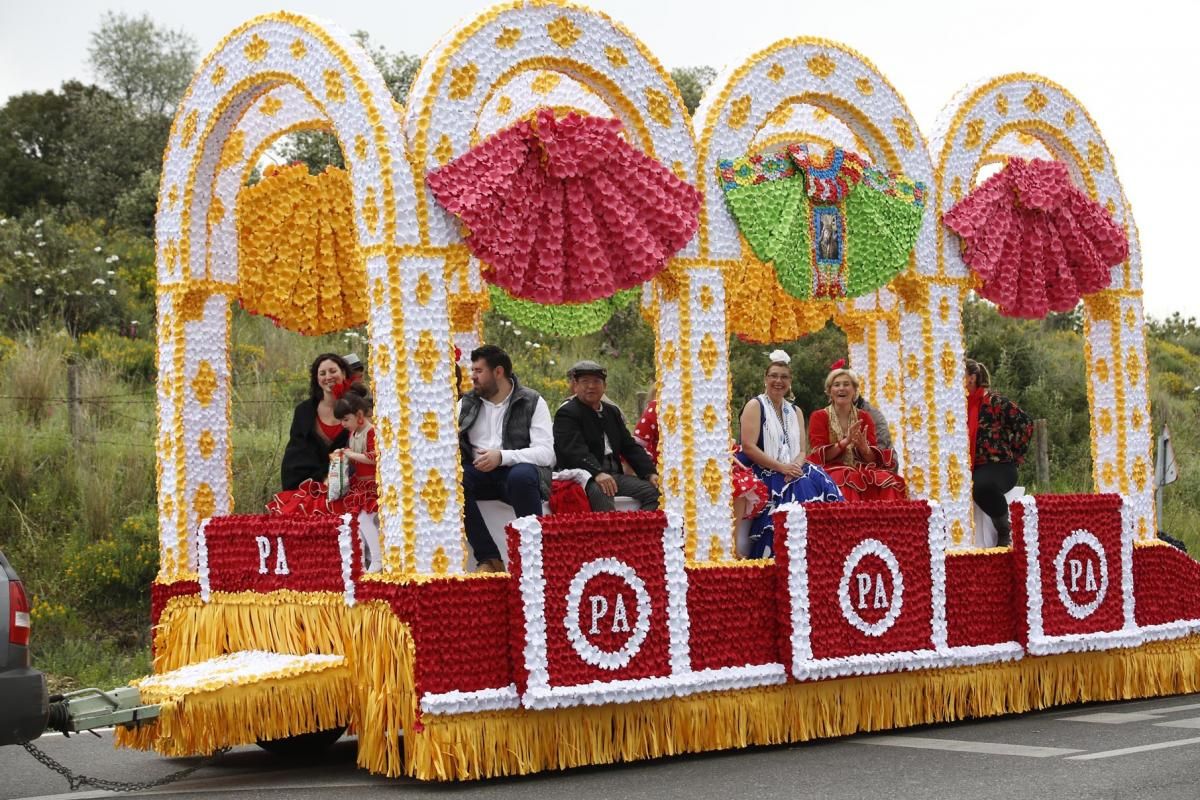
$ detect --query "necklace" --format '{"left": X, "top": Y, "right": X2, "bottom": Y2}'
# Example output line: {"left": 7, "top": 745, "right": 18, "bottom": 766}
{"left": 766, "top": 395, "right": 790, "bottom": 461}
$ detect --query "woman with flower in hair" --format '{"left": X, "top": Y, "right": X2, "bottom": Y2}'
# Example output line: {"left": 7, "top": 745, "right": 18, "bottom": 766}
{"left": 737, "top": 350, "right": 843, "bottom": 559}
{"left": 808, "top": 366, "right": 906, "bottom": 501}
{"left": 280, "top": 353, "right": 352, "bottom": 491}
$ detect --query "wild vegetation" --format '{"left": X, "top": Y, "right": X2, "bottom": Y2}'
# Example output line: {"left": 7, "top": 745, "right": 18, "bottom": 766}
{"left": 0, "top": 15, "right": 1195, "bottom": 690}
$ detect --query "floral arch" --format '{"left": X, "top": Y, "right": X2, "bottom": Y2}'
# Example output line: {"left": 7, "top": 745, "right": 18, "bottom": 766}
{"left": 402, "top": 1, "right": 728, "bottom": 563}
{"left": 153, "top": 13, "right": 427, "bottom": 579}
{"left": 694, "top": 39, "right": 976, "bottom": 546}
{"left": 930, "top": 73, "right": 1155, "bottom": 541}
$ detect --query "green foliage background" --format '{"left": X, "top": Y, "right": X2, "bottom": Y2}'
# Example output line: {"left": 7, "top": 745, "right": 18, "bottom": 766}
{"left": 0, "top": 16, "right": 1196, "bottom": 692}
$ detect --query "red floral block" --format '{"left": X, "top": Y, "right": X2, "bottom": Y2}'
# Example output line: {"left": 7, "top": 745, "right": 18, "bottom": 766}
{"left": 427, "top": 109, "right": 700, "bottom": 305}
{"left": 359, "top": 578, "right": 513, "bottom": 699}
{"left": 199, "top": 514, "right": 360, "bottom": 598}
{"left": 686, "top": 564, "right": 781, "bottom": 671}
{"left": 943, "top": 157, "right": 1127, "bottom": 319}
{"left": 944, "top": 550, "right": 1019, "bottom": 648}
{"left": 777, "top": 501, "right": 947, "bottom": 680}
{"left": 506, "top": 511, "right": 700, "bottom": 709}
{"left": 1014, "top": 494, "right": 1136, "bottom": 654}
{"left": 508, "top": 512, "right": 672, "bottom": 694}
{"left": 1133, "top": 544, "right": 1200, "bottom": 627}
{"left": 151, "top": 579, "right": 201, "bottom": 627}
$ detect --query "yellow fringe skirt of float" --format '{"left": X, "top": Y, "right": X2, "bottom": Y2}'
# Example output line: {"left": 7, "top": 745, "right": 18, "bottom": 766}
{"left": 113, "top": 652, "right": 353, "bottom": 757}
{"left": 147, "top": 593, "right": 1200, "bottom": 781}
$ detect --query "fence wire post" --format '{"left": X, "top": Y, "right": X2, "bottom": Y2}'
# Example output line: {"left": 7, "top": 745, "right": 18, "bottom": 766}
{"left": 67, "top": 361, "right": 82, "bottom": 443}
{"left": 1034, "top": 418, "right": 1049, "bottom": 487}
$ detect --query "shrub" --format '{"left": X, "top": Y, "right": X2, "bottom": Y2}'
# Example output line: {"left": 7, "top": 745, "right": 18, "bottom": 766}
{"left": 76, "top": 330, "right": 156, "bottom": 383}
{"left": 62, "top": 511, "right": 157, "bottom": 630}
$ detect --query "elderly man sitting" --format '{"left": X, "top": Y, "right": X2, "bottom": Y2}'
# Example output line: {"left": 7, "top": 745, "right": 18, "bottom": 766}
{"left": 553, "top": 360, "right": 659, "bottom": 511}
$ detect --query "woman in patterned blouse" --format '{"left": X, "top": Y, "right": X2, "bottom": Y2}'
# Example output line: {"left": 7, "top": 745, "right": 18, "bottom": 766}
{"left": 966, "top": 359, "right": 1034, "bottom": 547}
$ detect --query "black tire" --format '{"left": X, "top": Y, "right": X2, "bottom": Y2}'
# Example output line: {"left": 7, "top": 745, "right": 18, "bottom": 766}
{"left": 256, "top": 726, "right": 346, "bottom": 758}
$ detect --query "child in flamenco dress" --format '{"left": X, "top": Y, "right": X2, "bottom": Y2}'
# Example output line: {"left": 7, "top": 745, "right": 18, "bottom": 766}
{"left": 268, "top": 382, "right": 382, "bottom": 572}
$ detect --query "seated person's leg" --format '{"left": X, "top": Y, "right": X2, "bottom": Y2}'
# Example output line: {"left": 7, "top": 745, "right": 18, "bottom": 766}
{"left": 613, "top": 473, "right": 660, "bottom": 511}
{"left": 972, "top": 463, "right": 1016, "bottom": 547}
{"left": 462, "top": 462, "right": 505, "bottom": 564}
{"left": 501, "top": 463, "right": 543, "bottom": 519}
{"left": 585, "top": 477, "right": 617, "bottom": 512}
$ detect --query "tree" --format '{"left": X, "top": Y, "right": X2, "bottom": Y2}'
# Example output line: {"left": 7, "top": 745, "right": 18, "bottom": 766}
{"left": 87, "top": 12, "right": 199, "bottom": 117}
{"left": 0, "top": 90, "right": 72, "bottom": 214}
{"left": 669, "top": 66, "right": 717, "bottom": 117}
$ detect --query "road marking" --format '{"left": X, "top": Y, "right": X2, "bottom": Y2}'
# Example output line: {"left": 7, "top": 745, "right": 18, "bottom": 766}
{"left": 853, "top": 736, "right": 1082, "bottom": 758}
{"left": 1142, "top": 705, "right": 1200, "bottom": 714}
{"left": 1058, "top": 711, "right": 1166, "bottom": 724}
{"left": 1154, "top": 716, "right": 1200, "bottom": 729}
{"left": 1065, "top": 735, "right": 1200, "bottom": 761}
{"left": 14, "top": 777, "right": 393, "bottom": 800}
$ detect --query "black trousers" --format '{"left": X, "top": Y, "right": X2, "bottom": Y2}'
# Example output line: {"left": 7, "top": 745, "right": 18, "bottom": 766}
{"left": 972, "top": 461, "right": 1018, "bottom": 526}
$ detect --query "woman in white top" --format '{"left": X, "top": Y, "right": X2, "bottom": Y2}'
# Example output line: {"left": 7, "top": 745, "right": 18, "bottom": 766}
{"left": 737, "top": 351, "right": 843, "bottom": 558}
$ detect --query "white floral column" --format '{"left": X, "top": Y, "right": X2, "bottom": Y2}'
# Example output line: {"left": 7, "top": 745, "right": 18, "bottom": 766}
{"left": 366, "top": 252, "right": 463, "bottom": 574}
{"left": 655, "top": 264, "right": 733, "bottom": 561}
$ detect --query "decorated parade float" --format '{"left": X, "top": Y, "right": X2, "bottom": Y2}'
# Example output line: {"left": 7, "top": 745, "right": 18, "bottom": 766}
{"left": 110, "top": 1, "right": 1200, "bottom": 781}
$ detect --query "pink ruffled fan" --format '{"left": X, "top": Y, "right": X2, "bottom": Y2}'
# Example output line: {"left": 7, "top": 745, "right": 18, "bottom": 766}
{"left": 943, "top": 157, "right": 1128, "bottom": 318}
{"left": 427, "top": 109, "right": 700, "bottom": 305}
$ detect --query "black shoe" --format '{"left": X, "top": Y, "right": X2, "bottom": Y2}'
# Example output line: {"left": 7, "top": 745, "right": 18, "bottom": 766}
{"left": 994, "top": 516, "right": 1012, "bottom": 548}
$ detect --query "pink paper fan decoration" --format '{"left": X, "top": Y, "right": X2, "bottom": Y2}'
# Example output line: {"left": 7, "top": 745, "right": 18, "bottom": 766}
{"left": 427, "top": 109, "right": 701, "bottom": 305}
{"left": 943, "top": 157, "right": 1128, "bottom": 318}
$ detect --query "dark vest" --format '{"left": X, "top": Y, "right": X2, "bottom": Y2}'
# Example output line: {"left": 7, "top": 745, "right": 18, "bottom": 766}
{"left": 458, "top": 376, "right": 551, "bottom": 498}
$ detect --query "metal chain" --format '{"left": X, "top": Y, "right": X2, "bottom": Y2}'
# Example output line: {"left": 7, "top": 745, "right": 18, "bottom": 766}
{"left": 21, "top": 739, "right": 229, "bottom": 793}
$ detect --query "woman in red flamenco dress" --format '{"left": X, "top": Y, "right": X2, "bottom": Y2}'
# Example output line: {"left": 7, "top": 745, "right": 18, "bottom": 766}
{"left": 807, "top": 367, "right": 907, "bottom": 502}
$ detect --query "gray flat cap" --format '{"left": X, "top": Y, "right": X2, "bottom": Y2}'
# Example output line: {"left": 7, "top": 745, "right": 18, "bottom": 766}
{"left": 567, "top": 360, "right": 607, "bottom": 380}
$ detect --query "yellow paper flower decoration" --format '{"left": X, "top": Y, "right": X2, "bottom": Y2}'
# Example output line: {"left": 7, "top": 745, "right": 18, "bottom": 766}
{"left": 727, "top": 252, "right": 834, "bottom": 343}
{"left": 236, "top": 164, "right": 366, "bottom": 336}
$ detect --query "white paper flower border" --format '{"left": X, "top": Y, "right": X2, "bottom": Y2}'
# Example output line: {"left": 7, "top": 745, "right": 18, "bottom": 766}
{"left": 837, "top": 538, "right": 905, "bottom": 637}
{"left": 1021, "top": 495, "right": 1142, "bottom": 655}
{"left": 564, "top": 557, "right": 652, "bottom": 670}
{"left": 1052, "top": 529, "right": 1108, "bottom": 620}
{"left": 782, "top": 501, "right": 1022, "bottom": 682}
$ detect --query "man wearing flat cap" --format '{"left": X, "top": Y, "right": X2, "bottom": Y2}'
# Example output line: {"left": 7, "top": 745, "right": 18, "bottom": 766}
{"left": 343, "top": 353, "right": 365, "bottom": 384}
{"left": 553, "top": 360, "right": 660, "bottom": 511}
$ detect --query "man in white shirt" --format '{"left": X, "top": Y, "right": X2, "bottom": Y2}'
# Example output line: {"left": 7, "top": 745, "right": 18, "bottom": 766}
{"left": 457, "top": 345, "right": 554, "bottom": 572}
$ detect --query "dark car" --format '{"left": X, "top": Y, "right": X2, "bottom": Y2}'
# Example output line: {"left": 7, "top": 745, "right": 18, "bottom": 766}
{"left": 1, "top": 550, "right": 47, "bottom": 745}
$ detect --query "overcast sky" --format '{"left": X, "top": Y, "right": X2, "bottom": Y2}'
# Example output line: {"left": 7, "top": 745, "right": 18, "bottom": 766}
{"left": 0, "top": 0, "right": 1194, "bottom": 320}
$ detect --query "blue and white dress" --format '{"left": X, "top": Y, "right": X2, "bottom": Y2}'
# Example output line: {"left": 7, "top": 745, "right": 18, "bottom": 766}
{"left": 739, "top": 394, "right": 843, "bottom": 559}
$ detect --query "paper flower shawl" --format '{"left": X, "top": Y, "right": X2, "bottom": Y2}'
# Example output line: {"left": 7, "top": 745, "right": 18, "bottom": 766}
{"left": 427, "top": 109, "right": 701, "bottom": 305}
{"left": 236, "top": 164, "right": 366, "bottom": 336}
{"left": 943, "top": 157, "right": 1127, "bottom": 319}
{"left": 717, "top": 144, "right": 925, "bottom": 301}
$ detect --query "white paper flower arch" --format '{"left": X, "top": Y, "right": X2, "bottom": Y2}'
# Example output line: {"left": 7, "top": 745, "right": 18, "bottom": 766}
{"left": 153, "top": 12, "right": 437, "bottom": 578}
{"left": 932, "top": 74, "right": 1155, "bottom": 544}
{"left": 404, "top": 1, "right": 737, "bottom": 564}
{"left": 694, "top": 39, "right": 938, "bottom": 547}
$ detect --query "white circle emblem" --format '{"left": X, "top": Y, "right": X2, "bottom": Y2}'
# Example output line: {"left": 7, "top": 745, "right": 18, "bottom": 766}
{"left": 564, "top": 558, "right": 652, "bottom": 670}
{"left": 1053, "top": 529, "right": 1109, "bottom": 620}
{"left": 838, "top": 539, "right": 904, "bottom": 637}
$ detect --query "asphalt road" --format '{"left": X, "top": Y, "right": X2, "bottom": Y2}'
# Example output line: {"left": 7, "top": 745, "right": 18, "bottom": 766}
{"left": 6, "top": 693, "right": 1200, "bottom": 800}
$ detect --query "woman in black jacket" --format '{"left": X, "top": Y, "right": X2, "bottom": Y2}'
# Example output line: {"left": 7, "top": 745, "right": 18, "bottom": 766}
{"left": 281, "top": 353, "right": 352, "bottom": 490}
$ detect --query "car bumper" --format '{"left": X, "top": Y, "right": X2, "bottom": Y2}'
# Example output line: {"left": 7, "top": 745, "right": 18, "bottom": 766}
{"left": 0, "top": 667, "right": 48, "bottom": 745}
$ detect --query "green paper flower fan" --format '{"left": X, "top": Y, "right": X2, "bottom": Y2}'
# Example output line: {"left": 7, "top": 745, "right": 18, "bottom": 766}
{"left": 717, "top": 144, "right": 926, "bottom": 301}
{"left": 488, "top": 285, "right": 639, "bottom": 336}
